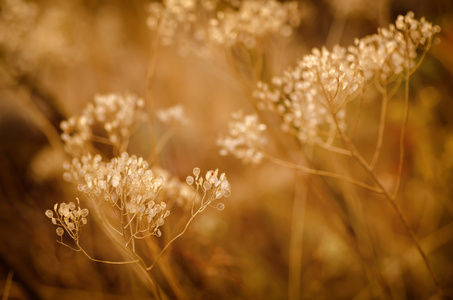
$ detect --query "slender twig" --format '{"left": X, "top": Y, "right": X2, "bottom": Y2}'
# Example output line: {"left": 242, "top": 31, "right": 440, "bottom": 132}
{"left": 2, "top": 270, "right": 14, "bottom": 300}
{"left": 146, "top": 10, "right": 164, "bottom": 163}
{"left": 391, "top": 72, "right": 409, "bottom": 200}
{"left": 150, "top": 126, "right": 176, "bottom": 164}
{"left": 17, "top": 90, "right": 63, "bottom": 151}
{"left": 320, "top": 73, "right": 444, "bottom": 298}
{"left": 409, "top": 38, "right": 433, "bottom": 76}
{"left": 316, "top": 140, "right": 351, "bottom": 155}
{"left": 146, "top": 194, "right": 211, "bottom": 271}
{"left": 288, "top": 149, "right": 310, "bottom": 300}
{"left": 90, "top": 135, "right": 113, "bottom": 146}
{"left": 78, "top": 244, "right": 140, "bottom": 265}
{"left": 265, "top": 153, "right": 382, "bottom": 193}
{"left": 348, "top": 86, "right": 365, "bottom": 139}
{"left": 370, "top": 86, "right": 388, "bottom": 169}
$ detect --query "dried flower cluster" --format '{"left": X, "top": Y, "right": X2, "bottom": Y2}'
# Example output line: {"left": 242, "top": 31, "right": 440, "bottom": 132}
{"left": 45, "top": 199, "right": 89, "bottom": 243}
{"left": 146, "top": 0, "right": 301, "bottom": 54}
{"left": 156, "top": 104, "right": 188, "bottom": 126}
{"left": 48, "top": 91, "right": 230, "bottom": 259}
{"left": 253, "top": 12, "right": 441, "bottom": 145}
{"left": 186, "top": 167, "right": 231, "bottom": 211}
{"left": 146, "top": 0, "right": 202, "bottom": 48}
{"left": 60, "top": 93, "right": 146, "bottom": 156}
{"left": 217, "top": 111, "right": 267, "bottom": 164}
{"left": 208, "top": 0, "right": 301, "bottom": 48}
{"left": 355, "top": 11, "right": 441, "bottom": 79}
{"left": 62, "top": 152, "right": 170, "bottom": 238}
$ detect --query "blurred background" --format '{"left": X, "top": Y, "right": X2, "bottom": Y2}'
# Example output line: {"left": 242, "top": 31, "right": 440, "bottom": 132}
{"left": 1, "top": 0, "right": 453, "bottom": 299}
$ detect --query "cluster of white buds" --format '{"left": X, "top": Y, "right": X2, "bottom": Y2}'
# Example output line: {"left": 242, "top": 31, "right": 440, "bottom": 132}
{"left": 156, "top": 104, "right": 188, "bottom": 126}
{"left": 253, "top": 12, "right": 440, "bottom": 145}
{"left": 208, "top": 0, "right": 301, "bottom": 48}
{"left": 45, "top": 198, "right": 89, "bottom": 243}
{"left": 186, "top": 167, "right": 231, "bottom": 211}
{"left": 146, "top": 0, "right": 209, "bottom": 54}
{"left": 354, "top": 12, "right": 441, "bottom": 80}
{"left": 60, "top": 93, "right": 146, "bottom": 156}
{"left": 254, "top": 45, "right": 354, "bottom": 145}
{"left": 146, "top": 0, "right": 302, "bottom": 54}
{"left": 60, "top": 114, "right": 93, "bottom": 158}
{"left": 62, "top": 152, "right": 169, "bottom": 237}
{"left": 217, "top": 111, "right": 267, "bottom": 164}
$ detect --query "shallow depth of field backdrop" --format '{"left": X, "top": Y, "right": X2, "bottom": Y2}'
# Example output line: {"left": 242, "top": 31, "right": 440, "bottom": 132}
{"left": 1, "top": 0, "right": 453, "bottom": 299}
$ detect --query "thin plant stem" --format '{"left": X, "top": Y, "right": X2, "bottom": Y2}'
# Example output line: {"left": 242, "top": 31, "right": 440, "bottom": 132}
{"left": 77, "top": 244, "right": 140, "bottom": 265}
{"left": 224, "top": 47, "right": 254, "bottom": 93}
{"left": 391, "top": 72, "right": 410, "bottom": 200}
{"left": 348, "top": 87, "right": 365, "bottom": 139}
{"left": 150, "top": 126, "right": 176, "bottom": 164}
{"left": 17, "top": 91, "right": 63, "bottom": 152}
{"left": 145, "top": 241, "right": 188, "bottom": 300}
{"left": 322, "top": 77, "right": 444, "bottom": 299}
{"left": 288, "top": 148, "right": 310, "bottom": 300}
{"left": 146, "top": 10, "right": 164, "bottom": 163}
{"left": 264, "top": 153, "right": 382, "bottom": 193}
{"left": 59, "top": 227, "right": 163, "bottom": 299}
{"left": 354, "top": 222, "right": 453, "bottom": 299}
{"left": 129, "top": 246, "right": 164, "bottom": 300}
{"left": 147, "top": 200, "right": 207, "bottom": 271}
{"left": 316, "top": 140, "right": 351, "bottom": 155}
{"left": 2, "top": 270, "right": 14, "bottom": 300}
{"left": 370, "top": 87, "right": 388, "bottom": 169}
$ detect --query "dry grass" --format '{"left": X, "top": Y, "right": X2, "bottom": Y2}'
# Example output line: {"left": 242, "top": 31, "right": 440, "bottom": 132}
{"left": 1, "top": 0, "right": 453, "bottom": 299}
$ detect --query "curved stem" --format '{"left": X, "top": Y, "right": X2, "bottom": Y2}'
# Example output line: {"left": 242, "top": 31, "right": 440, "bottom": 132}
{"left": 348, "top": 87, "right": 365, "bottom": 139}
{"left": 316, "top": 140, "right": 351, "bottom": 155}
{"left": 313, "top": 57, "right": 444, "bottom": 297}
{"left": 288, "top": 149, "right": 309, "bottom": 300}
{"left": 370, "top": 87, "right": 388, "bottom": 169}
{"left": 2, "top": 270, "right": 14, "bottom": 300}
{"left": 264, "top": 153, "right": 382, "bottom": 193}
{"left": 150, "top": 126, "right": 176, "bottom": 164}
{"left": 18, "top": 90, "right": 63, "bottom": 152}
{"left": 391, "top": 72, "right": 409, "bottom": 200}
{"left": 77, "top": 244, "right": 140, "bottom": 265}
{"left": 146, "top": 194, "right": 208, "bottom": 271}
{"left": 324, "top": 83, "right": 444, "bottom": 299}
{"left": 146, "top": 11, "right": 164, "bottom": 163}
{"left": 147, "top": 216, "right": 192, "bottom": 271}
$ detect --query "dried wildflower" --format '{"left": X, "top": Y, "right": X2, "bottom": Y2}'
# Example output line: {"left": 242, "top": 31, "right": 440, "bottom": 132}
{"left": 62, "top": 152, "right": 169, "bottom": 238}
{"left": 217, "top": 111, "right": 267, "bottom": 164}
{"left": 208, "top": 0, "right": 301, "bottom": 48}
{"left": 60, "top": 114, "right": 92, "bottom": 157}
{"left": 156, "top": 104, "right": 188, "bottom": 126}
{"left": 254, "top": 45, "right": 355, "bottom": 145}
{"left": 60, "top": 93, "right": 146, "bottom": 156}
{"left": 90, "top": 93, "right": 146, "bottom": 145}
{"left": 354, "top": 11, "right": 440, "bottom": 80}
{"left": 146, "top": 0, "right": 210, "bottom": 55}
{"left": 186, "top": 167, "right": 231, "bottom": 210}
{"left": 46, "top": 198, "right": 89, "bottom": 243}
{"left": 146, "top": 0, "right": 301, "bottom": 54}
{"left": 253, "top": 12, "right": 440, "bottom": 145}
